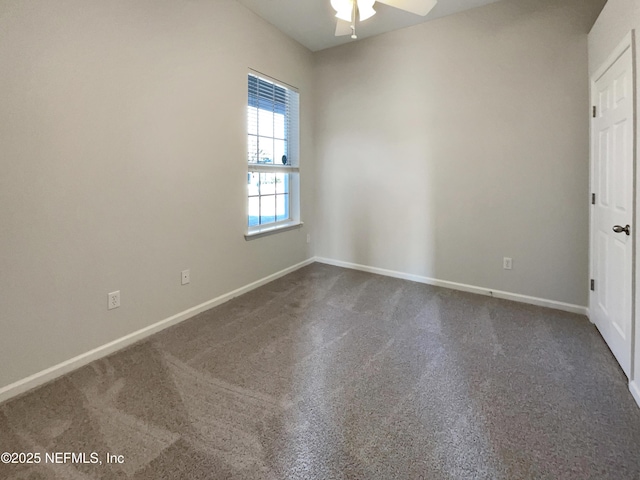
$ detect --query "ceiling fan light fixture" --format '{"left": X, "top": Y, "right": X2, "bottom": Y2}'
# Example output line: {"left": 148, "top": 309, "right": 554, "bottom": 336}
{"left": 333, "top": 0, "right": 438, "bottom": 41}
{"left": 357, "top": 0, "right": 376, "bottom": 21}
{"left": 331, "top": 0, "right": 353, "bottom": 21}
{"left": 335, "top": 8, "right": 352, "bottom": 21}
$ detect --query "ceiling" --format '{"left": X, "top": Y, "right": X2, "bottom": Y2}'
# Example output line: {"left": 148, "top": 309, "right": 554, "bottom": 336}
{"left": 235, "top": 0, "right": 504, "bottom": 52}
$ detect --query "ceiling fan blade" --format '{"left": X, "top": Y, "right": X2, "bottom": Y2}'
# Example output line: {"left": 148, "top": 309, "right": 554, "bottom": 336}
{"left": 376, "top": 0, "right": 437, "bottom": 16}
{"left": 335, "top": 19, "right": 353, "bottom": 36}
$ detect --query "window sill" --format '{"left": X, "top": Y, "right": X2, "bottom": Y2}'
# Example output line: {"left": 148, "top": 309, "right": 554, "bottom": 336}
{"left": 244, "top": 221, "right": 304, "bottom": 241}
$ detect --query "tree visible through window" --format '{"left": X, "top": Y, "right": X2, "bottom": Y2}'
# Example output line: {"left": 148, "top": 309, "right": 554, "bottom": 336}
{"left": 247, "top": 73, "right": 300, "bottom": 232}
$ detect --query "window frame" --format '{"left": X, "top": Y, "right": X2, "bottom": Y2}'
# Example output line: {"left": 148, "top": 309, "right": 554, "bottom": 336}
{"left": 245, "top": 70, "right": 302, "bottom": 240}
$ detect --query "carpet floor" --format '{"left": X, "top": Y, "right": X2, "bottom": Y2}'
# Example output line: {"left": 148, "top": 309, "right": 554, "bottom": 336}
{"left": 1, "top": 263, "right": 639, "bottom": 479}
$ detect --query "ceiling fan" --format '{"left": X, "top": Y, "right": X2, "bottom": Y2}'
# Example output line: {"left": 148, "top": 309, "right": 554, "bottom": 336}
{"left": 331, "top": 0, "right": 437, "bottom": 39}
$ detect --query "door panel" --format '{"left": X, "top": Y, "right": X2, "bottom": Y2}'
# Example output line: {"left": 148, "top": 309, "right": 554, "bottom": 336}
{"left": 614, "top": 72, "right": 627, "bottom": 103}
{"left": 598, "top": 89, "right": 610, "bottom": 114}
{"left": 596, "top": 231, "right": 608, "bottom": 313}
{"left": 598, "top": 129, "right": 609, "bottom": 206}
{"left": 590, "top": 46, "right": 633, "bottom": 377}
{"left": 613, "top": 121, "right": 629, "bottom": 211}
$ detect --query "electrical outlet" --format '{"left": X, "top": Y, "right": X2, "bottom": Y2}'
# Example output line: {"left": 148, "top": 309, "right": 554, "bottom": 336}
{"left": 181, "top": 269, "right": 190, "bottom": 285}
{"left": 503, "top": 257, "right": 513, "bottom": 270}
{"left": 108, "top": 291, "right": 120, "bottom": 310}
{"left": 306, "top": 234, "right": 311, "bottom": 244}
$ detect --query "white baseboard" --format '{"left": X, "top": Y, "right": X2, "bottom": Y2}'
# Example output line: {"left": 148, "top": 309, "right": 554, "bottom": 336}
{"left": 0, "top": 257, "right": 315, "bottom": 405}
{"left": 0, "top": 256, "right": 592, "bottom": 405}
{"left": 315, "top": 257, "right": 588, "bottom": 316}
{"left": 631, "top": 380, "right": 640, "bottom": 409}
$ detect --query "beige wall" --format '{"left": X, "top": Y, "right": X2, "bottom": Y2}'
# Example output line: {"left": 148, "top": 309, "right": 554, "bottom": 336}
{"left": 589, "top": 0, "right": 640, "bottom": 398}
{"left": 314, "top": 0, "right": 605, "bottom": 307}
{"left": 0, "top": 0, "right": 314, "bottom": 389}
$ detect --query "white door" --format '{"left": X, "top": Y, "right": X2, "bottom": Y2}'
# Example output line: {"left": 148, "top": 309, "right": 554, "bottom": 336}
{"left": 590, "top": 45, "right": 634, "bottom": 377}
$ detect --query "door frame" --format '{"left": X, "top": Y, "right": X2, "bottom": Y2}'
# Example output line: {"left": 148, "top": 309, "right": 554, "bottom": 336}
{"left": 588, "top": 30, "right": 637, "bottom": 394}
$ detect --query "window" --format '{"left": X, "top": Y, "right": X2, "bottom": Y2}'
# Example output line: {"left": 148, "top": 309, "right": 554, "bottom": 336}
{"left": 246, "top": 72, "right": 300, "bottom": 238}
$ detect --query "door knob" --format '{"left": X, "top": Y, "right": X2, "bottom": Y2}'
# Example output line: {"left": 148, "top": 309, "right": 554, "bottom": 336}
{"left": 612, "top": 224, "right": 631, "bottom": 235}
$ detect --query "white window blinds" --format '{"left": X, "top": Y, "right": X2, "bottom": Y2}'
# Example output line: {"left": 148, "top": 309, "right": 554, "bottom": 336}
{"left": 247, "top": 73, "right": 299, "bottom": 170}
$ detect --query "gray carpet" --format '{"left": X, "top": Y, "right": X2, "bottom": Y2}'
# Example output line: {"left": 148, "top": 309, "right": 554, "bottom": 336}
{"left": 1, "top": 263, "right": 639, "bottom": 479}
